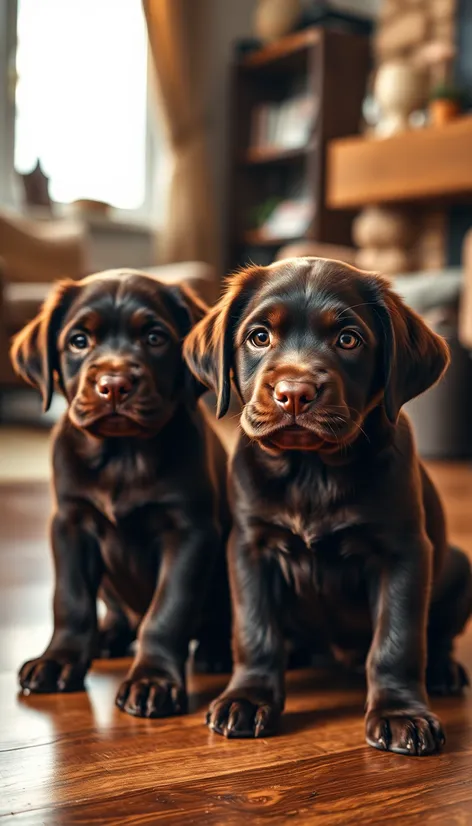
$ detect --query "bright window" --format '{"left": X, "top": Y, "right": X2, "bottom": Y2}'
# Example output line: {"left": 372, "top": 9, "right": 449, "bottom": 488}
{"left": 14, "top": 0, "right": 150, "bottom": 211}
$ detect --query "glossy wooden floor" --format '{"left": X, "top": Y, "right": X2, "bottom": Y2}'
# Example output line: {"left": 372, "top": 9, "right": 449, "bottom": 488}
{"left": 1, "top": 463, "right": 472, "bottom": 825}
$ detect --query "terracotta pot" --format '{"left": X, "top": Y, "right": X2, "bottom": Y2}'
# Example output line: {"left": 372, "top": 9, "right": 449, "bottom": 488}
{"left": 429, "top": 98, "right": 461, "bottom": 127}
{"left": 254, "top": 0, "right": 302, "bottom": 42}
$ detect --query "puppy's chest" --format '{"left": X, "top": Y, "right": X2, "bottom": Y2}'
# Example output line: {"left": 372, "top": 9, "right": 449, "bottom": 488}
{"left": 265, "top": 505, "right": 372, "bottom": 602}
{"left": 91, "top": 453, "right": 159, "bottom": 523}
{"left": 270, "top": 508, "right": 364, "bottom": 556}
{"left": 267, "top": 480, "right": 369, "bottom": 561}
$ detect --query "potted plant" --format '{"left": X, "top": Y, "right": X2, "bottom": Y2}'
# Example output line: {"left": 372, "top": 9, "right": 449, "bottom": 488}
{"left": 428, "top": 84, "right": 464, "bottom": 126}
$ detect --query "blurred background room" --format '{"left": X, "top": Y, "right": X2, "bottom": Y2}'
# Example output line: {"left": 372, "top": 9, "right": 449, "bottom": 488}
{"left": 1, "top": 0, "right": 472, "bottom": 469}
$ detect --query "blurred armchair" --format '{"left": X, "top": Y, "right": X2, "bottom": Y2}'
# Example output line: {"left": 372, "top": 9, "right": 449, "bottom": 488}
{"left": 0, "top": 210, "right": 220, "bottom": 395}
{"left": 0, "top": 210, "right": 89, "bottom": 387}
{"left": 0, "top": 209, "right": 226, "bottom": 443}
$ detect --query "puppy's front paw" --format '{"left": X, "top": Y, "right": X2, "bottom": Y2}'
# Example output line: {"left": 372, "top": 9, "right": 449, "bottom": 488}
{"left": 366, "top": 708, "right": 445, "bottom": 756}
{"left": 19, "top": 657, "right": 88, "bottom": 693}
{"left": 115, "top": 676, "right": 187, "bottom": 718}
{"left": 207, "top": 690, "right": 281, "bottom": 738}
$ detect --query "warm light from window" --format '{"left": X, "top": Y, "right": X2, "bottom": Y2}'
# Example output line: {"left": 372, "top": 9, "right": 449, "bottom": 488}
{"left": 15, "top": 0, "right": 149, "bottom": 210}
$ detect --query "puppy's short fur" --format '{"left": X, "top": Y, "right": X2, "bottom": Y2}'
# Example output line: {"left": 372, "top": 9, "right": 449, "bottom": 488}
{"left": 184, "top": 257, "right": 472, "bottom": 755}
{"left": 11, "top": 269, "right": 230, "bottom": 717}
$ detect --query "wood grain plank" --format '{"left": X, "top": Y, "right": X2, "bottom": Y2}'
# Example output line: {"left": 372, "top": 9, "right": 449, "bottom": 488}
{"left": 6, "top": 730, "right": 472, "bottom": 825}
{"left": 1, "top": 464, "right": 472, "bottom": 824}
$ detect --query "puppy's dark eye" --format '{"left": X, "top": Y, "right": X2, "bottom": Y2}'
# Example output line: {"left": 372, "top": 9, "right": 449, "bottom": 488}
{"left": 336, "top": 330, "right": 363, "bottom": 350}
{"left": 68, "top": 332, "right": 90, "bottom": 352}
{"left": 146, "top": 329, "right": 168, "bottom": 348}
{"left": 248, "top": 328, "right": 271, "bottom": 348}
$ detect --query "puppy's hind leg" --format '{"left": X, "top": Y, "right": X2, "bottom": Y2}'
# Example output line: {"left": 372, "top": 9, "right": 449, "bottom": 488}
{"left": 193, "top": 607, "right": 233, "bottom": 674}
{"left": 427, "top": 546, "right": 472, "bottom": 696}
{"left": 193, "top": 549, "right": 232, "bottom": 674}
{"left": 96, "top": 579, "right": 136, "bottom": 659}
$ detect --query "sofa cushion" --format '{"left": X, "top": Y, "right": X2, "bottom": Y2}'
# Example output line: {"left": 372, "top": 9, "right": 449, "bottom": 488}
{"left": 3, "top": 282, "right": 53, "bottom": 333}
{"left": 0, "top": 212, "right": 88, "bottom": 283}
{"left": 392, "top": 269, "right": 462, "bottom": 315}
{"left": 3, "top": 261, "right": 218, "bottom": 336}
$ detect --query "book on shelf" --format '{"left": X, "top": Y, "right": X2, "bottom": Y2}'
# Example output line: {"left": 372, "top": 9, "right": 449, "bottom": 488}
{"left": 260, "top": 197, "right": 314, "bottom": 240}
{"left": 250, "top": 94, "right": 318, "bottom": 152}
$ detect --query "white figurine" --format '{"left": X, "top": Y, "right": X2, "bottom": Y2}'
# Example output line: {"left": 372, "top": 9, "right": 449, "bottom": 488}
{"left": 374, "top": 60, "right": 425, "bottom": 137}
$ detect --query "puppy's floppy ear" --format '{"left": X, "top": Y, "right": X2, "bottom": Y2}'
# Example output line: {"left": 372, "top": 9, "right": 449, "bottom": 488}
{"left": 184, "top": 266, "right": 263, "bottom": 418}
{"left": 368, "top": 275, "right": 450, "bottom": 423}
{"left": 164, "top": 283, "right": 208, "bottom": 337}
{"left": 10, "top": 279, "right": 79, "bottom": 412}
{"left": 163, "top": 283, "right": 210, "bottom": 403}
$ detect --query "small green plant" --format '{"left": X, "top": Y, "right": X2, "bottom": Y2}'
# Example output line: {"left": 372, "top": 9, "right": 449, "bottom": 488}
{"left": 429, "top": 83, "right": 465, "bottom": 104}
{"left": 249, "top": 196, "right": 281, "bottom": 229}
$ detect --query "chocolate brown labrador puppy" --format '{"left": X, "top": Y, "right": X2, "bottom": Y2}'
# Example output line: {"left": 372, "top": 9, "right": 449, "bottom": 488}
{"left": 11, "top": 269, "right": 230, "bottom": 717}
{"left": 184, "top": 257, "right": 472, "bottom": 755}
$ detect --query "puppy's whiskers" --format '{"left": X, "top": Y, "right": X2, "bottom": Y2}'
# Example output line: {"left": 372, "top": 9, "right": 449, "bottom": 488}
{"left": 335, "top": 301, "right": 379, "bottom": 320}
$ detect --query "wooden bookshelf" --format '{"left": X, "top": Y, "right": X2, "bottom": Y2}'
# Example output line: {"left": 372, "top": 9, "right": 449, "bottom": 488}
{"left": 240, "top": 28, "right": 322, "bottom": 70}
{"left": 227, "top": 27, "right": 370, "bottom": 270}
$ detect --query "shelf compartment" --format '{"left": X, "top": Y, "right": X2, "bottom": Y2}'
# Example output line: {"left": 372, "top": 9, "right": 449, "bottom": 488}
{"left": 240, "top": 229, "right": 313, "bottom": 247}
{"left": 240, "top": 29, "right": 321, "bottom": 71}
{"left": 239, "top": 144, "right": 315, "bottom": 166}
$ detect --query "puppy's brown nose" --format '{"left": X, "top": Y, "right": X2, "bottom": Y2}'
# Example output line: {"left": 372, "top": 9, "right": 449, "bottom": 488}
{"left": 273, "top": 380, "right": 317, "bottom": 416}
{"left": 96, "top": 374, "right": 134, "bottom": 406}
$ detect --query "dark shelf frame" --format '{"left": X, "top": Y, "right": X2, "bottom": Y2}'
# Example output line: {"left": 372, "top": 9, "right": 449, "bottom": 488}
{"left": 226, "top": 26, "right": 370, "bottom": 271}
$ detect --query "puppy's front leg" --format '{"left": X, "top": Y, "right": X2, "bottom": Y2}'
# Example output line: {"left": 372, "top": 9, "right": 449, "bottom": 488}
{"left": 366, "top": 537, "right": 445, "bottom": 756}
{"left": 115, "top": 521, "right": 219, "bottom": 718}
{"left": 207, "top": 527, "right": 285, "bottom": 738}
{"left": 19, "top": 509, "right": 102, "bottom": 693}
